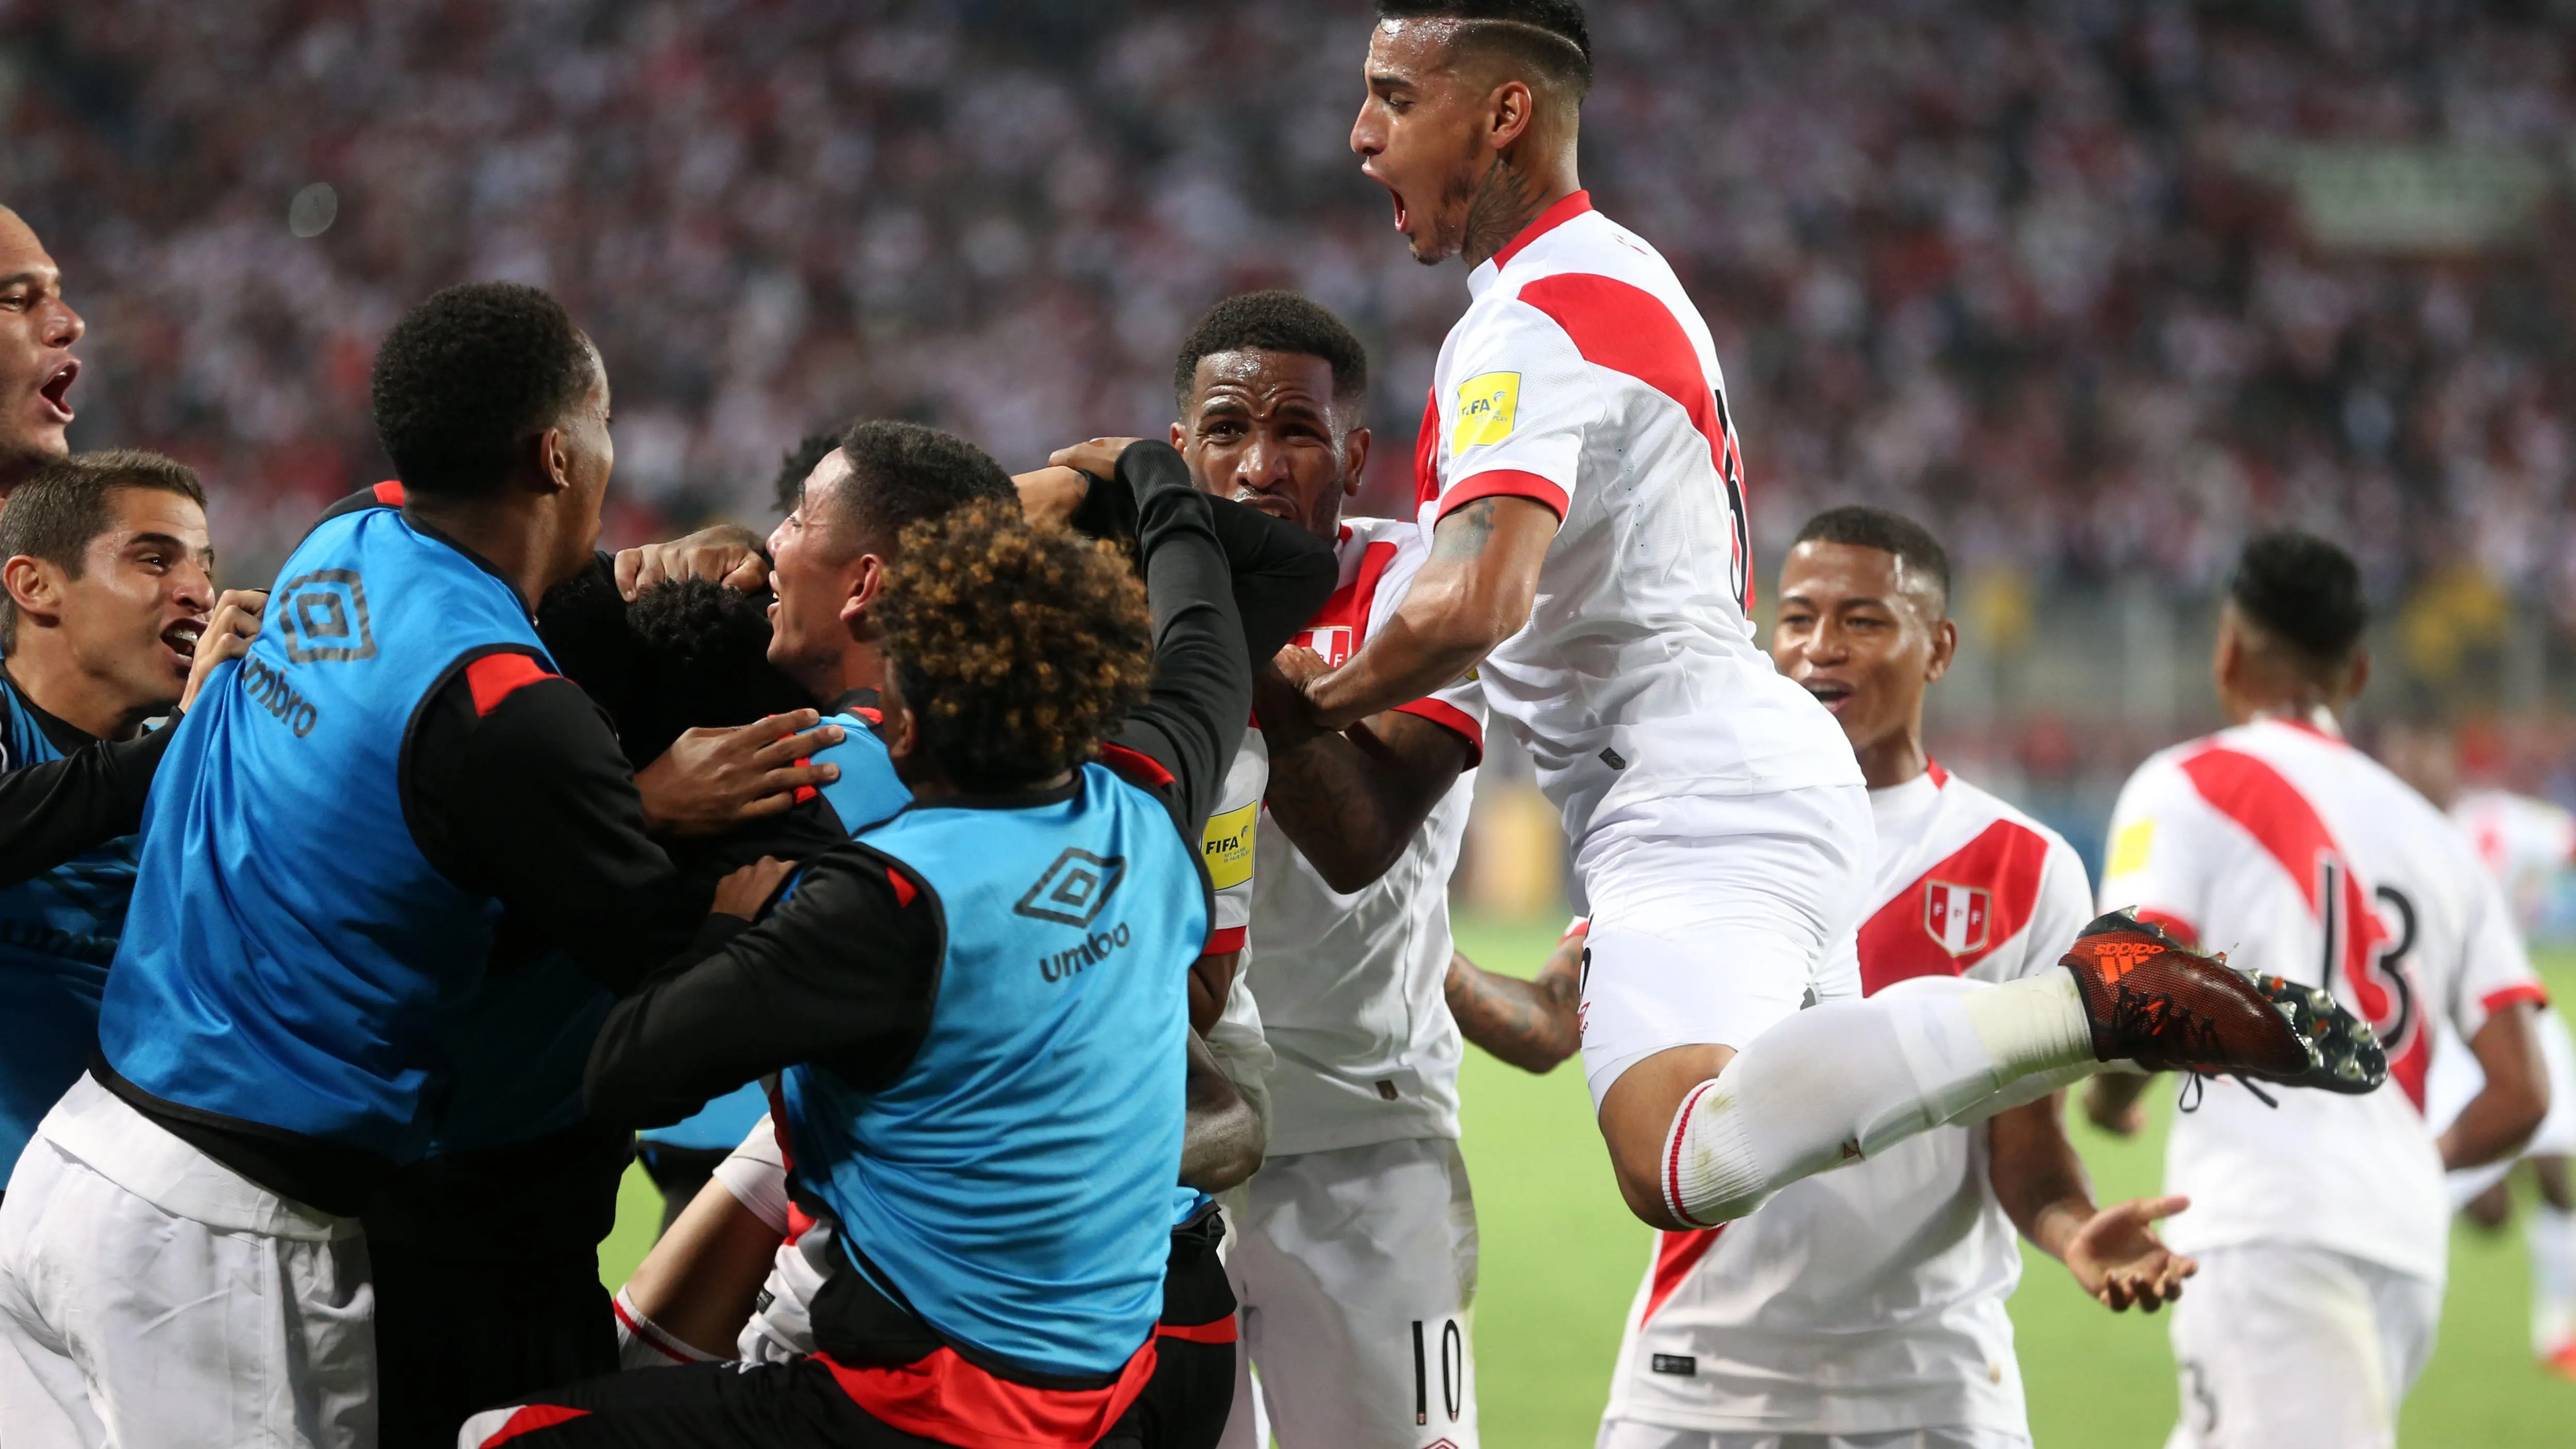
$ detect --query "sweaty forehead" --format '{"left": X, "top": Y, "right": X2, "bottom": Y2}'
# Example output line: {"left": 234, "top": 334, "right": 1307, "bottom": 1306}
{"left": 1369, "top": 16, "right": 1469, "bottom": 76}
{"left": 1191, "top": 350, "right": 1340, "bottom": 414}
{"left": 1782, "top": 540, "right": 1938, "bottom": 615}
{"left": 0, "top": 209, "right": 56, "bottom": 279}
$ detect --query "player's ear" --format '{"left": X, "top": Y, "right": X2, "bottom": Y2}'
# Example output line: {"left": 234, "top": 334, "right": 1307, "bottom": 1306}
{"left": 1168, "top": 419, "right": 1188, "bottom": 451}
{"left": 2, "top": 554, "right": 58, "bottom": 623}
{"left": 1925, "top": 616, "right": 1958, "bottom": 684}
{"left": 1342, "top": 427, "right": 1372, "bottom": 495}
{"left": 840, "top": 554, "right": 887, "bottom": 635}
{"left": 1488, "top": 77, "right": 1535, "bottom": 151}
{"left": 533, "top": 423, "right": 573, "bottom": 496}
{"left": 2344, "top": 647, "right": 2371, "bottom": 704}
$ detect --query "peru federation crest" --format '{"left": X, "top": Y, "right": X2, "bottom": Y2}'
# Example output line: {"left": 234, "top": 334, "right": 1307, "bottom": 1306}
{"left": 1924, "top": 880, "right": 1990, "bottom": 956}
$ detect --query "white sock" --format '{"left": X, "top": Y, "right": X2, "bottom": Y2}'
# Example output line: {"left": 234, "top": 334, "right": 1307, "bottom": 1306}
{"left": 2530, "top": 1201, "right": 2576, "bottom": 1358}
{"left": 613, "top": 1285, "right": 725, "bottom": 1370}
{"left": 1662, "top": 973, "right": 2096, "bottom": 1226}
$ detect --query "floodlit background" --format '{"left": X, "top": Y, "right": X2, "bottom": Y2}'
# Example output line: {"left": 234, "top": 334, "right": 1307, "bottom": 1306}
{"left": 13, "top": 0, "right": 2576, "bottom": 1439}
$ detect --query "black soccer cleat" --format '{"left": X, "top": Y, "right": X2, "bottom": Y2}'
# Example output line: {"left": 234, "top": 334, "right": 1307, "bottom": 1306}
{"left": 2061, "top": 909, "right": 2386, "bottom": 1097}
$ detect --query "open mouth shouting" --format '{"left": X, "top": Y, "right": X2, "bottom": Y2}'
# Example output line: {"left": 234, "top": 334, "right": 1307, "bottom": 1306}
{"left": 161, "top": 617, "right": 204, "bottom": 673}
{"left": 37, "top": 357, "right": 78, "bottom": 424}
{"left": 1803, "top": 678, "right": 1856, "bottom": 715}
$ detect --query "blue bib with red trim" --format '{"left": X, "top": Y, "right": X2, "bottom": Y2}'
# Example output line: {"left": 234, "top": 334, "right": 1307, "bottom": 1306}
{"left": 783, "top": 761, "right": 1201, "bottom": 1377}
{"left": 100, "top": 507, "right": 552, "bottom": 1160}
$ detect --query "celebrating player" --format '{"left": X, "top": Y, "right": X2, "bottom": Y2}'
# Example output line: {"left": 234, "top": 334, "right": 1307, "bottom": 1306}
{"left": 1292, "top": 0, "right": 2378, "bottom": 1239}
{"left": 1597, "top": 506, "right": 2195, "bottom": 1449}
{"left": 2089, "top": 531, "right": 2551, "bottom": 1449}
{"left": 464, "top": 439, "right": 1328, "bottom": 1447}
{"left": 1154, "top": 290, "right": 1492, "bottom": 1447}
{"left": 0, "top": 452, "right": 256, "bottom": 1206}
{"left": 0, "top": 208, "right": 82, "bottom": 503}
{"left": 0, "top": 282, "right": 834, "bottom": 1448}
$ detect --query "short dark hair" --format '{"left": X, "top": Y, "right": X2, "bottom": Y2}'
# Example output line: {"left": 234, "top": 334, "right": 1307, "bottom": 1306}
{"left": 1376, "top": 0, "right": 1594, "bottom": 100}
{"left": 0, "top": 449, "right": 207, "bottom": 649}
{"left": 370, "top": 282, "right": 597, "bottom": 500}
{"left": 2230, "top": 530, "right": 2367, "bottom": 665}
{"left": 823, "top": 420, "right": 1017, "bottom": 555}
{"left": 1172, "top": 291, "right": 1371, "bottom": 417}
{"left": 1791, "top": 505, "right": 1952, "bottom": 615}
{"left": 772, "top": 430, "right": 842, "bottom": 519}
{"left": 879, "top": 498, "right": 1153, "bottom": 792}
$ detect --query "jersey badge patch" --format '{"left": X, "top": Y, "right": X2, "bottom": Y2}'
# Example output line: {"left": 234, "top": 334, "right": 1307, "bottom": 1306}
{"left": 2108, "top": 818, "right": 2156, "bottom": 877}
{"left": 1924, "top": 880, "right": 1990, "bottom": 956}
{"left": 1199, "top": 800, "right": 1257, "bottom": 890}
{"left": 1452, "top": 371, "right": 1521, "bottom": 454}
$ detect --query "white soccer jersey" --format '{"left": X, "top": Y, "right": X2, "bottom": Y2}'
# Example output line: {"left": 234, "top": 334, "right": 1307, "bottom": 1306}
{"left": 1415, "top": 192, "right": 1855, "bottom": 843}
{"left": 1202, "top": 735, "right": 1276, "bottom": 1123}
{"left": 1602, "top": 763, "right": 2093, "bottom": 1437}
{"left": 2100, "top": 717, "right": 2547, "bottom": 1283}
{"left": 1248, "top": 516, "right": 1485, "bottom": 1157}
{"left": 2452, "top": 788, "right": 2575, "bottom": 936}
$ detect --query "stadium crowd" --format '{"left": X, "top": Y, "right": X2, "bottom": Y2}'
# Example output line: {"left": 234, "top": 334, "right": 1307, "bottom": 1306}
{"left": 6, "top": 0, "right": 2576, "bottom": 600}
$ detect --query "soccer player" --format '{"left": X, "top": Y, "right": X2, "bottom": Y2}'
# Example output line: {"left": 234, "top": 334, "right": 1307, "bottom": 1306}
{"left": 0, "top": 207, "right": 83, "bottom": 501}
{"left": 2379, "top": 721, "right": 2576, "bottom": 1375}
{"left": 0, "top": 282, "right": 818, "bottom": 1449}
{"left": 1598, "top": 506, "right": 2195, "bottom": 1449}
{"left": 0, "top": 451, "right": 252, "bottom": 1204}
{"left": 1291, "top": 0, "right": 2372, "bottom": 1239}
{"left": 465, "top": 438, "right": 1329, "bottom": 1447}
{"left": 2088, "top": 531, "right": 2552, "bottom": 1449}
{"left": 1155, "top": 290, "right": 1492, "bottom": 1448}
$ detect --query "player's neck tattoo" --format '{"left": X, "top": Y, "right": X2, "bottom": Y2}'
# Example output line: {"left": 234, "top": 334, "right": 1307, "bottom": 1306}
{"left": 1462, "top": 157, "right": 1547, "bottom": 268}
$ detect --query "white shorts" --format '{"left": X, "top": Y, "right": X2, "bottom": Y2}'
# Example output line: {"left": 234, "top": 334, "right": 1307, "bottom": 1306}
{"left": 1596, "top": 1423, "right": 2028, "bottom": 1449}
{"left": 1575, "top": 785, "right": 1874, "bottom": 1106}
{"left": 1218, "top": 1136, "right": 1479, "bottom": 1449}
{"left": 2163, "top": 1244, "right": 2440, "bottom": 1449}
{"left": 0, "top": 1074, "right": 375, "bottom": 1449}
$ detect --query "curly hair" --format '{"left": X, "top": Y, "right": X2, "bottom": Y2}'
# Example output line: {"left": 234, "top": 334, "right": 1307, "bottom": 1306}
{"left": 876, "top": 498, "right": 1154, "bottom": 792}
{"left": 370, "top": 282, "right": 595, "bottom": 500}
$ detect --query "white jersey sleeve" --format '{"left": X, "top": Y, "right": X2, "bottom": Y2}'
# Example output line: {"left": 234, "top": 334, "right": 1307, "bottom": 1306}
{"left": 1433, "top": 301, "right": 1603, "bottom": 522}
{"left": 1198, "top": 732, "right": 1267, "bottom": 958}
{"left": 2098, "top": 751, "right": 2218, "bottom": 942}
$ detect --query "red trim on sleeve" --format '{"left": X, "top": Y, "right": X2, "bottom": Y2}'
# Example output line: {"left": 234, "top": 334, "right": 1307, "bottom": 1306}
{"left": 463, "top": 653, "right": 555, "bottom": 717}
{"left": 887, "top": 868, "right": 919, "bottom": 909}
{"left": 1156, "top": 1316, "right": 1239, "bottom": 1344}
{"left": 476, "top": 1405, "right": 591, "bottom": 1445}
{"left": 1097, "top": 743, "right": 1176, "bottom": 790}
{"left": 1439, "top": 469, "right": 1570, "bottom": 523}
{"left": 371, "top": 479, "right": 406, "bottom": 507}
{"left": 1560, "top": 917, "right": 1591, "bottom": 945}
{"left": 2483, "top": 982, "right": 2550, "bottom": 1016}
{"left": 1490, "top": 190, "right": 1593, "bottom": 270}
{"left": 792, "top": 756, "right": 818, "bottom": 805}
{"left": 1199, "top": 925, "right": 1247, "bottom": 957}
{"left": 1393, "top": 697, "right": 1484, "bottom": 766}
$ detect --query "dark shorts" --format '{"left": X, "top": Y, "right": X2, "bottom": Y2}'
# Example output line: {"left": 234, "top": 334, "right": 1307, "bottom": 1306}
{"left": 457, "top": 1357, "right": 946, "bottom": 1448}
{"left": 1102, "top": 1202, "right": 1237, "bottom": 1449}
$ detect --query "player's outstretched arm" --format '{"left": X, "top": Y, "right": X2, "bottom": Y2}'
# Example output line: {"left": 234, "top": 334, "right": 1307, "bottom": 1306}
{"left": 1446, "top": 924, "right": 1584, "bottom": 1074}
{"left": 1256, "top": 687, "right": 1474, "bottom": 894}
{"left": 1990, "top": 1092, "right": 2197, "bottom": 1312}
{"left": 2443, "top": 999, "right": 2550, "bottom": 1172}
{"left": 1295, "top": 495, "right": 1557, "bottom": 731}
{"left": 1181, "top": 1029, "right": 1264, "bottom": 1192}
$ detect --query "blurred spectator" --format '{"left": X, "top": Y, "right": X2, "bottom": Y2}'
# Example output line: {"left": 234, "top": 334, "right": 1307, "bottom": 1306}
{"left": 4, "top": 0, "right": 2574, "bottom": 609}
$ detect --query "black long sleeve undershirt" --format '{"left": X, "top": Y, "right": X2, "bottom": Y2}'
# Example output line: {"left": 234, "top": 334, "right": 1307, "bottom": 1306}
{"left": 585, "top": 440, "right": 1331, "bottom": 1129}
{"left": 0, "top": 714, "right": 171, "bottom": 888}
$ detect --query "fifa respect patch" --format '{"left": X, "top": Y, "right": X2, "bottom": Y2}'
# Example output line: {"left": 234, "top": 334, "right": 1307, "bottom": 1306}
{"left": 2107, "top": 819, "right": 2156, "bottom": 878}
{"left": 1200, "top": 799, "right": 1257, "bottom": 890}
{"left": 1452, "top": 371, "right": 1520, "bottom": 453}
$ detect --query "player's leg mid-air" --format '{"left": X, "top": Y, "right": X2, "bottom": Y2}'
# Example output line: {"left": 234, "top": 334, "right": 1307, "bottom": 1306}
{"left": 1285, "top": 0, "right": 2389, "bottom": 1235}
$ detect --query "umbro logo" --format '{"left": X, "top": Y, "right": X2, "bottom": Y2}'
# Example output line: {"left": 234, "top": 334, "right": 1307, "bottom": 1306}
{"left": 1013, "top": 848, "right": 1126, "bottom": 928}
{"left": 273, "top": 569, "right": 377, "bottom": 664}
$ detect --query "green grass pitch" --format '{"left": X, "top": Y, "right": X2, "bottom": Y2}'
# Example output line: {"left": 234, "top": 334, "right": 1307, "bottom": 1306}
{"left": 596, "top": 916, "right": 2576, "bottom": 1446}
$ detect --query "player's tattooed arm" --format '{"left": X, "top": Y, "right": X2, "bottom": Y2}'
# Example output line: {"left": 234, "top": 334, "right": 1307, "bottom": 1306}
{"left": 1445, "top": 929, "right": 1583, "bottom": 1075}
{"left": 1990, "top": 1093, "right": 2197, "bottom": 1313}
{"left": 1297, "top": 495, "right": 1555, "bottom": 731}
{"left": 1255, "top": 690, "right": 1473, "bottom": 894}
{"left": 1181, "top": 1028, "right": 1264, "bottom": 1192}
